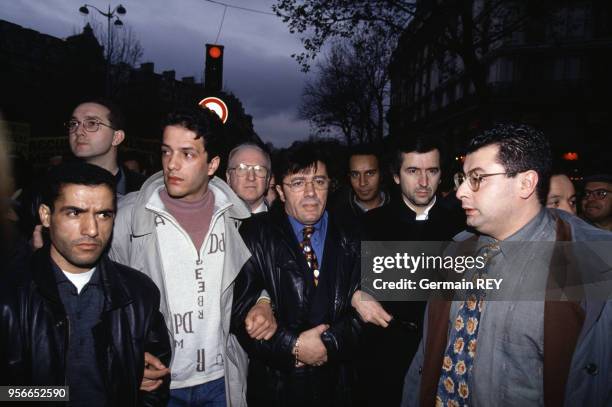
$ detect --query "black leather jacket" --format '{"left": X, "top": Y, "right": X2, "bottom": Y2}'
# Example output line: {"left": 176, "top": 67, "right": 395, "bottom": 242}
{"left": 0, "top": 247, "right": 171, "bottom": 407}
{"left": 231, "top": 207, "right": 361, "bottom": 406}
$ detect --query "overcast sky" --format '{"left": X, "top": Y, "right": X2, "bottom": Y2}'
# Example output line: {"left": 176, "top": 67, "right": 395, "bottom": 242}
{"left": 1, "top": 0, "right": 315, "bottom": 147}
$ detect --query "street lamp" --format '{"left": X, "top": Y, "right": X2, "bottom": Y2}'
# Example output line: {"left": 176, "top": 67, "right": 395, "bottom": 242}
{"left": 79, "top": 3, "right": 127, "bottom": 96}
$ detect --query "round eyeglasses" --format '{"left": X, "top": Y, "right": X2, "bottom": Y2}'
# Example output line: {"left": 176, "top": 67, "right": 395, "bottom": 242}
{"left": 582, "top": 189, "right": 610, "bottom": 201}
{"left": 65, "top": 119, "right": 115, "bottom": 133}
{"left": 283, "top": 176, "right": 330, "bottom": 192}
{"left": 454, "top": 171, "right": 516, "bottom": 192}
{"left": 228, "top": 163, "right": 269, "bottom": 178}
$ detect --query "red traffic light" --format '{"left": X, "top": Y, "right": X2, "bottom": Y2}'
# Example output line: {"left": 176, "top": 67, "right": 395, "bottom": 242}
{"left": 209, "top": 46, "right": 222, "bottom": 59}
{"left": 205, "top": 44, "right": 224, "bottom": 91}
{"left": 562, "top": 152, "right": 579, "bottom": 161}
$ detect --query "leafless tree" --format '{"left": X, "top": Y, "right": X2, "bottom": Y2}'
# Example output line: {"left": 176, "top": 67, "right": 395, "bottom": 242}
{"left": 300, "top": 33, "right": 391, "bottom": 145}
{"left": 275, "top": 0, "right": 551, "bottom": 103}
{"left": 89, "top": 22, "right": 144, "bottom": 96}
{"left": 89, "top": 21, "right": 144, "bottom": 67}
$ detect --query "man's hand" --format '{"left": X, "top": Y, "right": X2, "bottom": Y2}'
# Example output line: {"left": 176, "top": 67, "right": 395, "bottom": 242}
{"left": 296, "top": 324, "right": 329, "bottom": 366}
{"left": 140, "top": 352, "right": 170, "bottom": 392}
{"left": 351, "top": 290, "right": 392, "bottom": 327}
{"left": 245, "top": 300, "right": 278, "bottom": 340}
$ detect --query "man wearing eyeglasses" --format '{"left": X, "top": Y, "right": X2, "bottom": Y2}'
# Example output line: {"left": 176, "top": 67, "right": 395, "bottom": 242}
{"left": 580, "top": 174, "right": 612, "bottom": 232}
{"left": 226, "top": 143, "right": 272, "bottom": 214}
{"left": 68, "top": 98, "right": 145, "bottom": 196}
{"left": 231, "top": 142, "right": 360, "bottom": 406}
{"left": 29, "top": 100, "right": 146, "bottom": 257}
{"left": 225, "top": 144, "right": 280, "bottom": 346}
{"left": 402, "top": 124, "right": 612, "bottom": 407}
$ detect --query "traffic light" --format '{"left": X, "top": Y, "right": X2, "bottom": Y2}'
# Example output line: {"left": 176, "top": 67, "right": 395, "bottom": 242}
{"left": 205, "top": 44, "right": 224, "bottom": 91}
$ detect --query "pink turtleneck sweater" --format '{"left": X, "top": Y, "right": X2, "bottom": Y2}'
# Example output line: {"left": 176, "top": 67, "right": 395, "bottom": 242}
{"left": 159, "top": 188, "right": 215, "bottom": 250}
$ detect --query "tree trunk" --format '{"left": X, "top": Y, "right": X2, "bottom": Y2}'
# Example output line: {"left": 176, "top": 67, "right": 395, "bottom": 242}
{"left": 459, "top": 0, "right": 492, "bottom": 125}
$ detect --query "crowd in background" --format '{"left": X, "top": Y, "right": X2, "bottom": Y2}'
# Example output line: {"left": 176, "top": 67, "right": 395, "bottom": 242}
{"left": 1, "top": 102, "right": 611, "bottom": 407}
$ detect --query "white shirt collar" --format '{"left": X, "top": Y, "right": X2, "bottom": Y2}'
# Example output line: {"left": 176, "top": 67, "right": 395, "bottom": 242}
{"left": 251, "top": 200, "right": 268, "bottom": 214}
{"left": 404, "top": 195, "right": 437, "bottom": 221}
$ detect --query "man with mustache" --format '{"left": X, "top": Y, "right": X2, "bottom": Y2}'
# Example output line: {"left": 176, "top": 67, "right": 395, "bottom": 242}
{"left": 402, "top": 124, "right": 612, "bottom": 406}
{"left": 232, "top": 142, "right": 361, "bottom": 406}
{"left": 352, "top": 135, "right": 465, "bottom": 407}
{"left": 580, "top": 174, "right": 612, "bottom": 231}
{"left": 111, "top": 108, "right": 255, "bottom": 406}
{"left": 0, "top": 162, "right": 171, "bottom": 406}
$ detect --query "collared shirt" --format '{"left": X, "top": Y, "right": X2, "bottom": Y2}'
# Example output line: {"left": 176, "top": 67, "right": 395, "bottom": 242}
{"left": 449, "top": 208, "right": 556, "bottom": 406}
{"left": 252, "top": 200, "right": 268, "bottom": 214}
{"left": 53, "top": 261, "right": 106, "bottom": 407}
{"left": 353, "top": 191, "right": 387, "bottom": 213}
{"left": 405, "top": 195, "right": 437, "bottom": 220}
{"left": 288, "top": 211, "right": 328, "bottom": 265}
{"left": 115, "top": 166, "right": 127, "bottom": 197}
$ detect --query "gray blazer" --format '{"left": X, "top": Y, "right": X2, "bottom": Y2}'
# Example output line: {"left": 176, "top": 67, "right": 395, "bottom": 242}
{"left": 401, "top": 209, "right": 612, "bottom": 407}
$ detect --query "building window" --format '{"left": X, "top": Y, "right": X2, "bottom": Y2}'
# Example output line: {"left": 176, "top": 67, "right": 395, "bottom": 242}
{"left": 489, "top": 57, "right": 514, "bottom": 83}
{"left": 548, "top": 4, "right": 591, "bottom": 40}
{"left": 554, "top": 57, "right": 581, "bottom": 80}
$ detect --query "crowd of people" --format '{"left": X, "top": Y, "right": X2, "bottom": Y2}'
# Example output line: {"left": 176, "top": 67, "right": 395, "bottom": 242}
{"left": 1, "top": 99, "right": 611, "bottom": 407}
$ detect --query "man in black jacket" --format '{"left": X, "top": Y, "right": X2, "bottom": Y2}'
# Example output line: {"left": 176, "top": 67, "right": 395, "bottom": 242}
{"left": 353, "top": 135, "right": 465, "bottom": 406}
{"left": 330, "top": 143, "right": 390, "bottom": 230}
{"left": 365, "top": 135, "right": 465, "bottom": 241}
{"left": 231, "top": 142, "right": 360, "bottom": 407}
{"left": 0, "top": 163, "right": 171, "bottom": 407}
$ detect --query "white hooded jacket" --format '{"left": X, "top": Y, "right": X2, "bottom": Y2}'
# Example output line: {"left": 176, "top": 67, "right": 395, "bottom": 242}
{"left": 110, "top": 171, "right": 252, "bottom": 407}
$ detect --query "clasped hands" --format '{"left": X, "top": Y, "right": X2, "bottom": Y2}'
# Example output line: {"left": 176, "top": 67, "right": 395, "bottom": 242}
{"left": 140, "top": 300, "right": 278, "bottom": 391}
{"left": 246, "top": 301, "right": 328, "bottom": 367}
{"left": 293, "top": 324, "right": 329, "bottom": 367}
{"left": 141, "top": 291, "right": 389, "bottom": 391}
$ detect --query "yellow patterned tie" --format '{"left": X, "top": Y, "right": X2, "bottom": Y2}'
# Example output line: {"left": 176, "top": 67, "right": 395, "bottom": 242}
{"left": 300, "top": 226, "right": 320, "bottom": 286}
{"left": 435, "top": 244, "right": 500, "bottom": 406}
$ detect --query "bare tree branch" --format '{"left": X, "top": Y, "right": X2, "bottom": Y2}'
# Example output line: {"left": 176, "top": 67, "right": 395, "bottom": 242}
{"left": 89, "top": 21, "right": 144, "bottom": 97}
{"left": 300, "top": 33, "right": 392, "bottom": 144}
{"left": 275, "top": 0, "right": 545, "bottom": 106}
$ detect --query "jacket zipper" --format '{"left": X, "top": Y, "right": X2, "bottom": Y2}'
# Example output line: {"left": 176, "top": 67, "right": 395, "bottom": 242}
{"left": 151, "top": 203, "right": 232, "bottom": 370}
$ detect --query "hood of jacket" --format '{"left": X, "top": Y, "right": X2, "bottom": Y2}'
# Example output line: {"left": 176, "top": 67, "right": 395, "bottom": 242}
{"left": 124, "top": 171, "right": 251, "bottom": 238}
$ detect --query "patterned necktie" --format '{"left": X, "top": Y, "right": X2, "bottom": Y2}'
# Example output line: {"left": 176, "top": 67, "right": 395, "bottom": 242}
{"left": 300, "top": 225, "right": 320, "bottom": 286}
{"left": 436, "top": 243, "right": 500, "bottom": 406}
